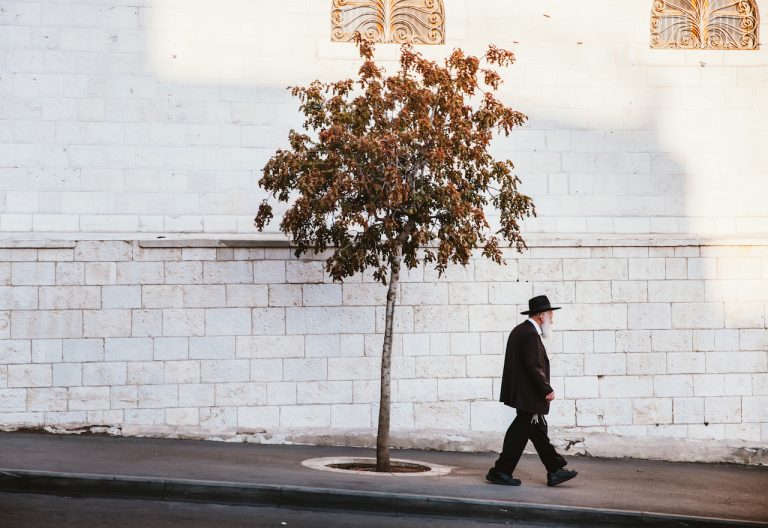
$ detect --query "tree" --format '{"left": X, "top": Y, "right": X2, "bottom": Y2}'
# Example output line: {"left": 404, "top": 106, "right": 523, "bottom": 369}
{"left": 255, "top": 36, "right": 535, "bottom": 472}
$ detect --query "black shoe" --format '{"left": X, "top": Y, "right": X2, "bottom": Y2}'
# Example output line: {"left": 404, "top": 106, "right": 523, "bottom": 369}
{"left": 486, "top": 468, "right": 521, "bottom": 486}
{"left": 547, "top": 468, "right": 577, "bottom": 487}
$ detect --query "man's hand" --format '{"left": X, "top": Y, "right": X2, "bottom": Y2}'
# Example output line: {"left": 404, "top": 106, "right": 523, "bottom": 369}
{"left": 545, "top": 391, "right": 556, "bottom": 401}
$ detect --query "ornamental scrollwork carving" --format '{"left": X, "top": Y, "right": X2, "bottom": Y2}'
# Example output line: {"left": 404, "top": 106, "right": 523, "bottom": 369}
{"left": 651, "top": 0, "right": 759, "bottom": 49}
{"left": 332, "top": 0, "right": 445, "bottom": 45}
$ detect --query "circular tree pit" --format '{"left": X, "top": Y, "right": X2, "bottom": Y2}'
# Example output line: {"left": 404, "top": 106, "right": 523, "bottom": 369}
{"left": 302, "top": 457, "right": 453, "bottom": 476}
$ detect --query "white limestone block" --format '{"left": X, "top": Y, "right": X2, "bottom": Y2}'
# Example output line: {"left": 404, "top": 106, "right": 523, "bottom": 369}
{"left": 116, "top": 262, "right": 164, "bottom": 284}
{"left": 296, "top": 380, "right": 353, "bottom": 404}
{"left": 250, "top": 359, "right": 283, "bottom": 382}
{"left": 153, "top": 337, "right": 188, "bottom": 360}
{"left": 739, "top": 329, "right": 768, "bottom": 351}
{"left": 518, "top": 259, "right": 561, "bottom": 281}
{"left": 626, "top": 352, "right": 666, "bottom": 375}
{"left": 110, "top": 386, "right": 138, "bottom": 409}
{"left": 413, "top": 401, "right": 470, "bottom": 430}
{"left": 56, "top": 263, "right": 85, "bottom": 285}
{"left": 205, "top": 308, "right": 251, "bottom": 336}
{"left": 648, "top": 280, "right": 704, "bottom": 303}
{"left": 286, "top": 307, "right": 376, "bottom": 334}
{"left": 1, "top": 340, "right": 32, "bottom": 364}
{"left": 0, "top": 287, "right": 38, "bottom": 310}
{"left": 267, "top": 382, "right": 297, "bottom": 405}
{"left": 162, "top": 309, "right": 205, "bottom": 336}
{"left": 11, "top": 262, "right": 55, "bottom": 285}
{"left": 8, "top": 364, "right": 52, "bottom": 388}
{"left": 584, "top": 353, "right": 626, "bottom": 375}
{"left": 723, "top": 303, "right": 764, "bottom": 329}
{"left": 178, "top": 383, "right": 214, "bottom": 407}
{"left": 215, "top": 382, "right": 267, "bottom": 406}
{"left": 85, "top": 262, "right": 117, "bottom": 285}
{"left": 704, "top": 396, "right": 741, "bottom": 424}
{"left": 119, "top": 360, "right": 159, "bottom": 386}
{"left": 651, "top": 330, "right": 692, "bottom": 352}
{"left": 200, "top": 359, "right": 250, "bottom": 383}
{"left": 628, "top": 259, "right": 665, "bottom": 280}
{"left": 38, "top": 286, "right": 100, "bottom": 310}
{"left": 203, "top": 261, "right": 253, "bottom": 284}
{"left": 84, "top": 310, "right": 132, "bottom": 338}
{"left": 238, "top": 406, "right": 280, "bottom": 429}
{"left": 225, "top": 285, "right": 267, "bottom": 307}
{"left": 53, "top": 363, "right": 83, "bottom": 387}
{"left": 138, "top": 384, "right": 178, "bottom": 408}
{"left": 576, "top": 398, "right": 632, "bottom": 426}
{"left": 558, "top": 303, "right": 627, "bottom": 331}
{"left": 12, "top": 310, "right": 83, "bottom": 339}
{"left": 330, "top": 404, "right": 372, "bottom": 428}
{"left": 249, "top": 308, "right": 284, "bottom": 335}
{"left": 342, "top": 283, "right": 386, "bottom": 306}
{"left": 166, "top": 408, "right": 199, "bottom": 426}
{"left": 102, "top": 286, "right": 141, "bottom": 309}
{"left": 83, "top": 362, "right": 126, "bottom": 386}
{"left": 188, "top": 336, "right": 235, "bottom": 360}
{"left": 304, "top": 334, "right": 341, "bottom": 358}
{"left": 236, "top": 335, "right": 303, "bottom": 359}
{"left": 268, "top": 284, "right": 302, "bottom": 307}
{"left": 687, "top": 258, "right": 717, "bottom": 280}
{"left": 662, "top": 349, "right": 705, "bottom": 372}
{"left": 564, "top": 258, "right": 627, "bottom": 281}
{"left": 466, "top": 355, "right": 501, "bottom": 378}
{"left": 130, "top": 309, "right": 161, "bottom": 337}
{"left": 254, "top": 260, "right": 286, "bottom": 284}
{"left": 564, "top": 375, "right": 599, "bottom": 399}
{"left": 706, "top": 351, "right": 766, "bottom": 373}
{"left": 0, "top": 388, "right": 28, "bottom": 412}
{"left": 672, "top": 397, "right": 704, "bottom": 424}
{"left": 286, "top": 260, "right": 324, "bottom": 284}
{"left": 671, "top": 303, "right": 724, "bottom": 329}
{"left": 474, "top": 258, "right": 519, "bottom": 282}
{"left": 466, "top": 305, "right": 515, "bottom": 333}
{"left": 302, "top": 284, "right": 342, "bottom": 307}
{"left": 104, "top": 337, "right": 153, "bottom": 361}
{"left": 627, "top": 303, "right": 671, "bottom": 330}
{"left": 280, "top": 405, "right": 331, "bottom": 428}
{"left": 692, "top": 374, "right": 725, "bottom": 397}
{"left": 488, "top": 282, "right": 533, "bottom": 305}
{"left": 142, "top": 285, "right": 183, "bottom": 309}
{"left": 632, "top": 398, "right": 672, "bottom": 425}
{"left": 163, "top": 361, "right": 200, "bottom": 384}
{"left": 74, "top": 241, "right": 131, "bottom": 262}
{"left": 611, "top": 281, "right": 647, "bottom": 303}
{"left": 415, "top": 356, "right": 465, "bottom": 378}
{"left": 654, "top": 374, "right": 694, "bottom": 397}
{"left": 742, "top": 396, "right": 768, "bottom": 423}
{"left": 165, "top": 262, "right": 203, "bottom": 285}
{"left": 575, "top": 281, "right": 612, "bottom": 303}
{"left": 437, "top": 378, "right": 493, "bottom": 401}
{"left": 68, "top": 386, "right": 110, "bottom": 410}
{"left": 599, "top": 375, "right": 653, "bottom": 398}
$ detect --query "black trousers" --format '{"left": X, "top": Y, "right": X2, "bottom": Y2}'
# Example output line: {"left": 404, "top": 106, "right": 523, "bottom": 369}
{"left": 494, "top": 410, "right": 567, "bottom": 475}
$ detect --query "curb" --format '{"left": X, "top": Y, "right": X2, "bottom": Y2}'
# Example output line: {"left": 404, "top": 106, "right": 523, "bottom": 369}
{"left": 1, "top": 468, "right": 766, "bottom": 528}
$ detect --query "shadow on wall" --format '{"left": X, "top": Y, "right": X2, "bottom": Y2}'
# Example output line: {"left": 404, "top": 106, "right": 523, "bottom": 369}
{"left": 142, "top": 0, "right": 768, "bottom": 237}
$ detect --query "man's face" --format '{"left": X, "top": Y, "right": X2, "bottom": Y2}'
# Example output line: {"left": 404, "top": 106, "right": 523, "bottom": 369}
{"left": 540, "top": 310, "right": 554, "bottom": 326}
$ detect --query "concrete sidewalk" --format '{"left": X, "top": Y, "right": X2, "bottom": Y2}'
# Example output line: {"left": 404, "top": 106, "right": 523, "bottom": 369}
{"left": 0, "top": 431, "right": 766, "bottom": 527}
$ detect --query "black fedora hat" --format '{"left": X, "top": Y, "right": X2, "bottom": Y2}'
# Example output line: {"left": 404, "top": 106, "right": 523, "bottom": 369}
{"left": 521, "top": 295, "right": 561, "bottom": 316}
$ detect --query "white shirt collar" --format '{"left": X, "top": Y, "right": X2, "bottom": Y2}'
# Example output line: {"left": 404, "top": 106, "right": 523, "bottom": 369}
{"left": 527, "top": 318, "right": 542, "bottom": 336}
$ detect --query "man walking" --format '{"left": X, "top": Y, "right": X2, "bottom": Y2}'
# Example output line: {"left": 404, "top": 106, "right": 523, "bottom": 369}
{"left": 486, "top": 295, "right": 578, "bottom": 487}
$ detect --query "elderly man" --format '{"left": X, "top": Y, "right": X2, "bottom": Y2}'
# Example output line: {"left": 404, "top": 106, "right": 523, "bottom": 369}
{"left": 486, "top": 295, "right": 577, "bottom": 487}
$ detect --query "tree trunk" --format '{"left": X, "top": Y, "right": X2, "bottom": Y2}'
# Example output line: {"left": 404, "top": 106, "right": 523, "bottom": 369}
{"left": 376, "top": 259, "right": 400, "bottom": 472}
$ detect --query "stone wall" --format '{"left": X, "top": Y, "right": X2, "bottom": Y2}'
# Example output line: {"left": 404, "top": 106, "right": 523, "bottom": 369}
{"left": 0, "top": 0, "right": 767, "bottom": 235}
{"left": 1, "top": 237, "right": 766, "bottom": 463}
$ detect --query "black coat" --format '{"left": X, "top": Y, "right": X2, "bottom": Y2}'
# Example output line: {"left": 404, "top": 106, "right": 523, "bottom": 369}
{"left": 499, "top": 320, "right": 553, "bottom": 415}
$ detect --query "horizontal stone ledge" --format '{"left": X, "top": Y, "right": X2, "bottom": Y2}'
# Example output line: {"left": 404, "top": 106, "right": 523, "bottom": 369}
{"left": 1, "top": 232, "right": 767, "bottom": 249}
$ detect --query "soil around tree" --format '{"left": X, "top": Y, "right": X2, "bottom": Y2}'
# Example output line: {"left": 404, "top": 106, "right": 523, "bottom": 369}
{"left": 328, "top": 461, "right": 431, "bottom": 473}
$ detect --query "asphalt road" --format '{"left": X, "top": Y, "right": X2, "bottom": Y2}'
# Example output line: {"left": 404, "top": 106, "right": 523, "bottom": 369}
{"left": 0, "top": 492, "right": 572, "bottom": 528}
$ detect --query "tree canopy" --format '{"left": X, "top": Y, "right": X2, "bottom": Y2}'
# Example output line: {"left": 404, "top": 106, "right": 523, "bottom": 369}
{"left": 255, "top": 37, "right": 535, "bottom": 284}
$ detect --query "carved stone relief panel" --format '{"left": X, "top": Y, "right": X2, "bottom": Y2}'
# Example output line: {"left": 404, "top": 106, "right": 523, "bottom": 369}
{"left": 651, "top": 0, "right": 759, "bottom": 49}
{"left": 332, "top": 0, "right": 445, "bottom": 45}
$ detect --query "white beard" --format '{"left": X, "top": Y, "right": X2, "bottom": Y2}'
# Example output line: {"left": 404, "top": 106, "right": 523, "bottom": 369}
{"left": 541, "top": 319, "right": 552, "bottom": 339}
